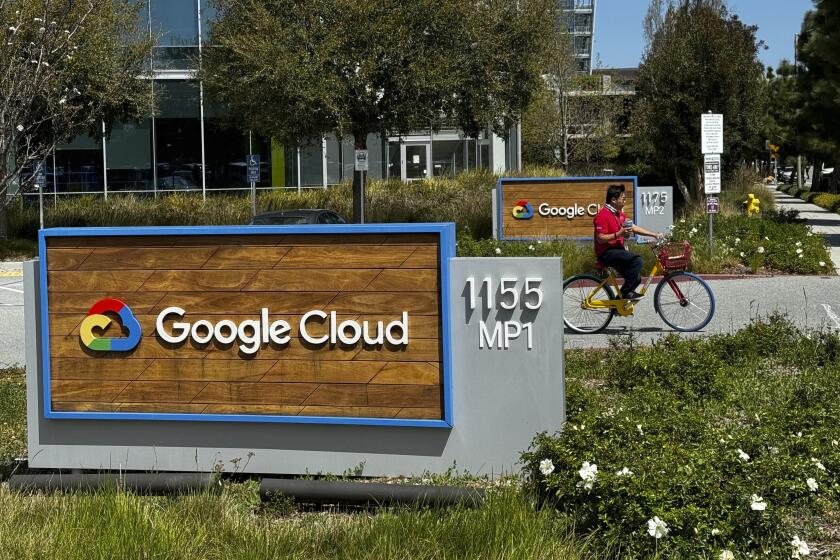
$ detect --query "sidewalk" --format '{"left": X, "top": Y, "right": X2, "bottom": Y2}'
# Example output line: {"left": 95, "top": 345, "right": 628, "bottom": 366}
{"left": 770, "top": 184, "right": 840, "bottom": 274}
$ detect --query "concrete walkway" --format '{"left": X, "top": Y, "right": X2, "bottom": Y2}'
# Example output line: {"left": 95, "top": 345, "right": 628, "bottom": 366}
{"left": 770, "top": 184, "right": 840, "bottom": 274}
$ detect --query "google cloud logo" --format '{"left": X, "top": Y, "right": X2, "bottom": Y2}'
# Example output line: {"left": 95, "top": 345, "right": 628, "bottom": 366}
{"left": 512, "top": 200, "right": 534, "bottom": 219}
{"left": 79, "top": 298, "right": 142, "bottom": 352}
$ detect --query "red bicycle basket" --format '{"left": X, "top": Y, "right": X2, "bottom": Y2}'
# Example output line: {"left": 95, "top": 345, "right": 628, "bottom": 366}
{"left": 657, "top": 241, "right": 692, "bottom": 271}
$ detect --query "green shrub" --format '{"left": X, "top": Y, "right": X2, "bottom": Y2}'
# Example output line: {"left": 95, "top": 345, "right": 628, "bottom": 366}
{"left": 522, "top": 316, "right": 840, "bottom": 559}
{"left": 671, "top": 211, "right": 833, "bottom": 274}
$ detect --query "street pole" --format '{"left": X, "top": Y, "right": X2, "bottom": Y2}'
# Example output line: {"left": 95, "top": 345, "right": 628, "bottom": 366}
{"left": 38, "top": 162, "right": 44, "bottom": 230}
{"left": 795, "top": 33, "right": 803, "bottom": 191}
{"left": 249, "top": 130, "right": 255, "bottom": 219}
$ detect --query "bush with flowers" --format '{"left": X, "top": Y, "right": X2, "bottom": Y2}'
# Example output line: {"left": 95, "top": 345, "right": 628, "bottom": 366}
{"left": 522, "top": 316, "right": 840, "bottom": 558}
{"left": 670, "top": 210, "right": 832, "bottom": 274}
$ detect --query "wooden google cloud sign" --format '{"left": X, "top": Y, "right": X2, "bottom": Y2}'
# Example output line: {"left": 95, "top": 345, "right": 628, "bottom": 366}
{"left": 38, "top": 224, "right": 454, "bottom": 428}
{"left": 498, "top": 177, "right": 636, "bottom": 240}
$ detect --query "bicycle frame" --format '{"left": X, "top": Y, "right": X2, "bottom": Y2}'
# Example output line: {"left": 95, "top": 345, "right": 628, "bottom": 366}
{"left": 582, "top": 258, "right": 689, "bottom": 317}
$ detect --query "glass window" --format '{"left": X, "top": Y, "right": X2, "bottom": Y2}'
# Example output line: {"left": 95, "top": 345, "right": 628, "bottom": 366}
{"left": 387, "top": 142, "right": 400, "bottom": 179}
{"left": 55, "top": 134, "right": 103, "bottom": 193}
{"left": 432, "top": 140, "right": 465, "bottom": 178}
{"left": 155, "top": 80, "right": 202, "bottom": 192}
{"left": 203, "top": 121, "right": 250, "bottom": 189}
{"left": 299, "top": 141, "right": 323, "bottom": 187}
{"left": 574, "top": 36, "right": 591, "bottom": 56}
{"left": 365, "top": 134, "right": 384, "bottom": 180}
{"left": 575, "top": 13, "right": 592, "bottom": 33}
{"left": 151, "top": 0, "right": 198, "bottom": 46}
{"left": 106, "top": 119, "right": 153, "bottom": 192}
{"left": 325, "top": 135, "right": 342, "bottom": 184}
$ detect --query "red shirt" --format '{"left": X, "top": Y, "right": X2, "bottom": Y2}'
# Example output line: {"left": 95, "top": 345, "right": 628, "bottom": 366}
{"left": 593, "top": 206, "right": 626, "bottom": 258}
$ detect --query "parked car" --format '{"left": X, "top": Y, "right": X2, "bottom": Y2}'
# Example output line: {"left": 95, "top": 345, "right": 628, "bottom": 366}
{"left": 781, "top": 166, "right": 795, "bottom": 183}
{"left": 248, "top": 209, "right": 347, "bottom": 225}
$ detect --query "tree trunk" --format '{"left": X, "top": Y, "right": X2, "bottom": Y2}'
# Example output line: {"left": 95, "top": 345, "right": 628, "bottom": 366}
{"left": 812, "top": 159, "right": 826, "bottom": 192}
{"left": 674, "top": 166, "right": 691, "bottom": 203}
{"left": 0, "top": 204, "right": 8, "bottom": 241}
{"left": 352, "top": 133, "right": 367, "bottom": 223}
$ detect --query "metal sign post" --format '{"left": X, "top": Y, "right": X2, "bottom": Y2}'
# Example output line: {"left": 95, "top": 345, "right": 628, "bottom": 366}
{"left": 247, "top": 154, "right": 260, "bottom": 219}
{"left": 34, "top": 161, "right": 46, "bottom": 230}
{"left": 354, "top": 149, "right": 368, "bottom": 224}
{"left": 701, "top": 112, "right": 723, "bottom": 257}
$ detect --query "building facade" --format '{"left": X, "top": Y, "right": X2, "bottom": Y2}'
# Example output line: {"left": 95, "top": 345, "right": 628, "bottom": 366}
{"left": 560, "top": 0, "right": 597, "bottom": 74}
{"left": 27, "top": 0, "right": 522, "bottom": 199}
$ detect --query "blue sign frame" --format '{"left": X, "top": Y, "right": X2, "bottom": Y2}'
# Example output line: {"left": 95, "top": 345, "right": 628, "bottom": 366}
{"left": 496, "top": 176, "right": 639, "bottom": 241}
{"left": 38, "top": 223, "right": 456, "bottom": 429}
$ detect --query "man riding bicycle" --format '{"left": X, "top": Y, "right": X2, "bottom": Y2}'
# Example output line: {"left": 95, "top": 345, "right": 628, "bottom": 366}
{"left": 594, "top": 184, "right": 663, "bottom": 301}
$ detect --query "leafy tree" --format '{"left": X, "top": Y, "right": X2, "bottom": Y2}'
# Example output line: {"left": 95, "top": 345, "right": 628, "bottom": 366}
{"left": 633, "top": 0, "right": 766, "bottom": 202}
{"left": 795, "top": 0, "right": 840, "bottom": 192}
{"left": 0, "top": 0, "right": 152, "bottom": 239}
{"left": 522, "top": 18, "right": 623, "bottom": 172}
{"left": 202, "top": 0, "right": 553, "bottom": 222}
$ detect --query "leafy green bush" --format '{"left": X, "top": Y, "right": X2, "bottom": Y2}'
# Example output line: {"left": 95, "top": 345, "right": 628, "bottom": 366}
{"left": 522, "top": 316, "right": 840, "bottom": 559}
{"left": 670, "top": 211, "right": 832, "bottom": 274}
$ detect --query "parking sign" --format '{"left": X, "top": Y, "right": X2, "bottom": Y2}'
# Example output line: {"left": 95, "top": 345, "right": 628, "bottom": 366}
{"left": 247, "top": 154, "right": 260, "bottom": 183}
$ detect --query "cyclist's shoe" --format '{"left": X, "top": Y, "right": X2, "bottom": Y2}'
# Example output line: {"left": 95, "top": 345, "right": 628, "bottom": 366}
{"left": 622, "top": 291, "right": 645, "bottom": 301}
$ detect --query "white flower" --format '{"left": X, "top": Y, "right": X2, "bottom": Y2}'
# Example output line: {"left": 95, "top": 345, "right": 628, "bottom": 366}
{"left": 536, "top": 239, "right": 542, "bottom": 244}
{"left": 711, "top": 528, "right": 721, "bottom": 536}
{"left": 798, "top": 254, "right": 804, "bottom": 258}
{"left": 735, "top": 237, "right": 740, "bottom": 244}
{"left": 757, "top": 246, "right": 765, "bottom": 254}
{"left": 33, "top": 17, "right": 42, "bottom": 22}
{"left": 528, "top": 245, "right": 535, "bottom": 251}
{"left": 494, "top": 247, "right": 501, "bottom": 254}
{"left": 680, "top": 218, "right": 685, "bottom": 223}
{"left": 740, "top": 252, "right": 746, "bottom": 258}
{"left": 810, "top": 458, "right": 826, "bottom": 471}
{"left": 58, "top": 97, "right": 66, "bottom": 104}
{"left": 577, "top": 461, "right": 598, "bottom": 490}
{"left": 616, "top": 467, "right": 633, "bottom": 477}
{"left": 796, "top": 241, "right": 802, "bottom": 247}
{"left": 807, "top": 231, "right": 813, "bottom": 236}
{"left": 539, "top": 459, "right": 554, "bottom": 476}
{"left": 820, "top": 261, "right": 827, "bottom": 267}
{"left": 796, "top": 248, "right": 803, "bottom": 254}
{"left": 750, "top": 494, "right": 767, "bottom": 511}
{"left": 690, "top": 227, "right": 698, "bottom": 235}
{"left": 791, "top": 535, "right": 810, "bottom": 557}
{"left": 38, "top": 27, "right": 45, "bottom": 32}
{"left": 16, "top": 124, "right": 23, "bottom": 132}
{"left": 764, "top": 236, "right": 770, "bottom": 241}
{"left": 806, "top": 477, "right": 818, "bottom": 492}
{"left": 737, "top": 449, "right": 750, "bottom": 462}
{"left": 8, "top": 26, "right": 16, "bottom": 32}
{"left": 646, "top": 516, "right": 669, "bottom": 539}
{"left": 636, "top": 424, "right": 644, "bottom": 436}
{"left": 832, "top": 439, "right": 838, "bottom": 446}
{"left": 797, "top": 431, "right": 803, "bottom": 438}
{"left": 720, "top": 550, "right": 734, "bottom": 560}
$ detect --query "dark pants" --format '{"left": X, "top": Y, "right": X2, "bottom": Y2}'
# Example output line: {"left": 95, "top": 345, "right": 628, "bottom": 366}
{"left": 598, "top": 247, "right": 643, "bottom": 295}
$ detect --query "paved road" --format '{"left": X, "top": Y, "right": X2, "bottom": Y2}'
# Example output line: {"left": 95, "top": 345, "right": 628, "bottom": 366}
{"left": 564, "top": 274, "right": 840, "bottom": 348}
{"left": 0, "top": 263, "right": 24, "bottom": 368}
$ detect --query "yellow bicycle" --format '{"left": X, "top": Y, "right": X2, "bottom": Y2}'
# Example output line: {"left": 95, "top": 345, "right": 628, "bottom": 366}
{"left": 563, "top": 240, "right": 716, "bottom": 333}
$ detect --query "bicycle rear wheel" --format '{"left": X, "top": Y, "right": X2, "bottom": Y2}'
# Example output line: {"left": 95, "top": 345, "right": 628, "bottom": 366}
{"left": 653, "top": 272, "right": 715, "bottom": 332}
{"left": 563, "top": 274, "right": 616, "bottom": 333}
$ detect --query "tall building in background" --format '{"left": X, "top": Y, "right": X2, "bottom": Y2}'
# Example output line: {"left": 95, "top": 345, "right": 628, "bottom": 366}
{"left": 29, "top": 0, "right": 520, "bottom": 199}
{"left": 560, "top": 0, "right": 596, "bottom": 74}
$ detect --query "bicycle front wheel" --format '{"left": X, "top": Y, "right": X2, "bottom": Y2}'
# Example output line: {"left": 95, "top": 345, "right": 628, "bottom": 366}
{"left": 563, "top": 274, "right": 616, "bottom": 334}
{"left": 653, "top": 272, "right": 715, "bottom": 332}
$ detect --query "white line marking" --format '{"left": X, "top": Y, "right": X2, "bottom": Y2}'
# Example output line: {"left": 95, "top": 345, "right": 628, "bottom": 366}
{"left": 0, "top": 284, "right": 23, "bottom": 294}
{"left": 821, "top": 304, "right": 840, "bottom": 329}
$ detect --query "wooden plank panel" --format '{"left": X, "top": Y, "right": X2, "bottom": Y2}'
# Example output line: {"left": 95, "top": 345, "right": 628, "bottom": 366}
{"left": 193, "top": 382, "right": 319, "bottom": 405}
{"left": 369, "top": 362, "right": 440, "bottom": 385}
{"left": 302, "top": 384, "right": 368, "bottom": 406}
{"left": 48, "top": 270, "right": 155, "bottom": 292}
{"left": 49, "top": 315, "right": 85, "bottom": 336}
{"left": 367, "top": 385, "right": 442, "bottom": 408}
{"left": 329, "top": 292, "right": 438, "bottom": 314}
{"left": 245, "top": 269, "right": 380, "bottom": 292}
{"left": 300, "top": 406, "right": 401, "bottom": 418}
{"left": 52, "top": 380, "right": 129, "bottom": 402}
{"left": 201, "top": 404, "right": 304, "bottom": 415}
{"left": 117, "top": 402, "right": 208, "bottom": 413}
{"left": 201, "top": 342, "right": 362, "bottom": 361}
{"left": 275, "top": 234, "right": 392, "bottom": 246}
{"left": 52, "top": 358, "right": 153, "bottom": 381}
{"left": 48, "top": 292, "right": 166, "bottom": 314}
{"left": 351, "top": 339, "right": 440, "bottom": 362}
{"left": 201, "top": 246, "right": 290, "bottom": 269}
{"left": 381, "top": 234, "right": 439, "bottom": 245}
{"left": 50, "top": 336, "right": 208, "bottom": 359}
{"left": 114, "top": 381, "right": 208, "bottom": 403}
{"left": 47, "top": 248, "right": 94, "bottom": 270}
{"left": 53, "top": 402, "right": 119, "bottom": 412}
{"left": 76, "top": 247, "right": 219, "bottom": 270}
{"left": 399, "top": 246, "right": 438, "bottom": 268}
{"left": 395, "top": 407, "right": 443, "bottom": 419}
{"left": 140, "top": 270, "right": 259, "bottom": 292}
{"left": 261, "top": 360, "right": 384, "bottom": 383}
{"left": 365, "top": 269, "right": 438, "bottom": 292}
{"left": 149, "top": 292, "right": 336, "bottom": 315}
{"left": 137, "top": 359, "right": 275, "bottom": 382}
{"left": 276, "top": 246, "right": 416, "bottom": 268}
